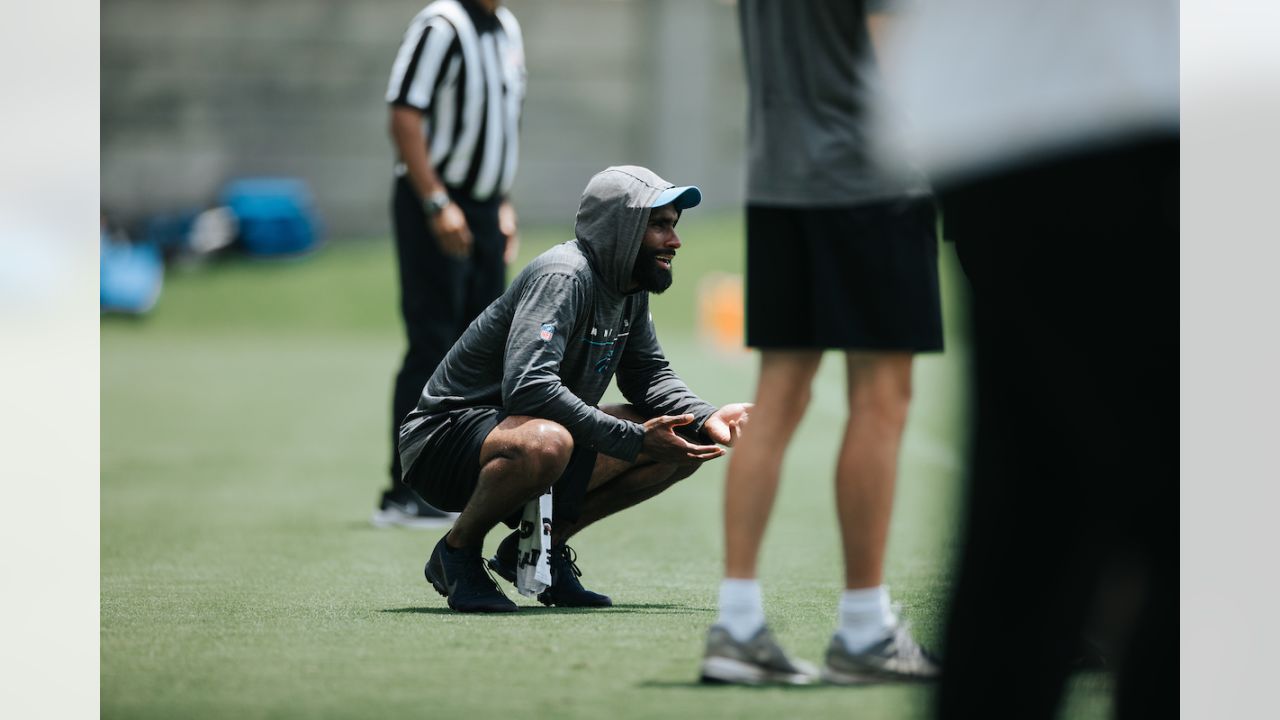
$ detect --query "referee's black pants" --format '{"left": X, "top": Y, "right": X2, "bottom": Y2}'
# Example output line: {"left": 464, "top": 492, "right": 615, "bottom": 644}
{"left": 936, "top": 138, "right": 1176, "bottom": 719}
{"left": 388, "top": 176, "right": 505, "bottom": 491}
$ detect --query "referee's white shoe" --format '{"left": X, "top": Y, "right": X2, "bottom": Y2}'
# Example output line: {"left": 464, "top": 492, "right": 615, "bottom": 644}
{"left": 371, "top": 486, "right": 457, "bottom": 529}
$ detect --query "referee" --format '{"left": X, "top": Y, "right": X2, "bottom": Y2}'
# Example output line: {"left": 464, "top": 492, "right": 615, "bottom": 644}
{"left": 374, "top": 0, "right": 527, "bottom": 528}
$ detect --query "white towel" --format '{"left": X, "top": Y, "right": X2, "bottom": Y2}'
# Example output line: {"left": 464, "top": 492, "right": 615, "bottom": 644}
{"left": 515, "top": 492, "right": 553, "bottom": 598}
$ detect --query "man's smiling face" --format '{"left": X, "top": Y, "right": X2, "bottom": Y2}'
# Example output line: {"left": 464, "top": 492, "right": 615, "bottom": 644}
{"left": 630, "top": 202, "right": 681, "bottom": 294}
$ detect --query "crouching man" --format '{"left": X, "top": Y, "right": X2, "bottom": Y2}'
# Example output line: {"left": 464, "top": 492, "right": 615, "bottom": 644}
{"left": 399, "top": 165, "right": 751, "bottom": 613}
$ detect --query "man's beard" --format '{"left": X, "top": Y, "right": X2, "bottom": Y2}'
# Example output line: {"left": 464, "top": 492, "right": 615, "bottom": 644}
{"left": 631, "top": 245, "right": 673, "bottom": 294}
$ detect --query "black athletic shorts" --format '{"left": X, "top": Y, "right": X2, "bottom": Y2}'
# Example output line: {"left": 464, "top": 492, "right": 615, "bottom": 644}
{"left": 401, "top": 406, "right": 598, "bottom": 525}
{"left": 745, "top": 197, "right": 944, "bottom": 351}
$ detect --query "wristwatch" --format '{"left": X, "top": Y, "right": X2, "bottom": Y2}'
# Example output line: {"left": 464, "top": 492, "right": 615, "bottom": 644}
{"left": 423, "top": 190, "right": 452, "bottom": 217}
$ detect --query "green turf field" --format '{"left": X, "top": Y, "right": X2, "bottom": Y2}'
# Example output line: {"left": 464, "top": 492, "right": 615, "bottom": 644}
{"left": 101, "top": 215, "right": 1110, "bottom": 718}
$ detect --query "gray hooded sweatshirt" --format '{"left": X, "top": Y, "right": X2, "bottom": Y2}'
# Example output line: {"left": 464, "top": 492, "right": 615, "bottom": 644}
{"left": 399, "top": 166, "right": 718, "bottom": 473}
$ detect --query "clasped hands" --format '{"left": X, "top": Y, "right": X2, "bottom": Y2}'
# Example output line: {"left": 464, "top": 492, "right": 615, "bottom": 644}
{"left": 640, "top": 403, "right": 752, "bottom": 465}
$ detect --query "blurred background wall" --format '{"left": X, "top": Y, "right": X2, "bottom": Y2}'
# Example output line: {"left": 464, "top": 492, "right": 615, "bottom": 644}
{"left": 101, "top": 0, "right": 746, "bottom": 238}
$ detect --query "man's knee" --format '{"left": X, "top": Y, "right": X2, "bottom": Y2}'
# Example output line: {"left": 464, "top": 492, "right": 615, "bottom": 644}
{"left": 846, "top": 352, "right": 914, "bottom": 422}
{"left": 759, "top": 350, "right": 823, "bottom": 422}
{"left": 508, "top": 420, "right": 574, "bottom": 488}
{"left": 757, "top": 374, "right": 814, "bottom": 430}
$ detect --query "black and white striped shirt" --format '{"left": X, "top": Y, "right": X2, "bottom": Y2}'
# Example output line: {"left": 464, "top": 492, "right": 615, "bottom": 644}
{"left": 386, "top": 0, "right": 526, "bottom": 202}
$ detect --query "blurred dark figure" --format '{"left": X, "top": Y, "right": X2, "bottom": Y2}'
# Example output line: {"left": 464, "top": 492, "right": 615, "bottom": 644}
{"left": 941, "top": 139, "right": 1175, "bottom": 718}
{"left": 869, "top": 1, "right": 1177, "bottom": 716}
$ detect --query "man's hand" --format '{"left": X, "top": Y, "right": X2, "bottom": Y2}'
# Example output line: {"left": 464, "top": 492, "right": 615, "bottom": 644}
{"left": 701, "top": 403, "right": 753, "bottom": 447}
{"left": 431, "top": 202, "right": 473, "bottom": 258}
{"left": 499, "top": 199, "right": 520, "bottom": 265}
{"left": 641, "top": 414, "right": 726, "bottom": 464}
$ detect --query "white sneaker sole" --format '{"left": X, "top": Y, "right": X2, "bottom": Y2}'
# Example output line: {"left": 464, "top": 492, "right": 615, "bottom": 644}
{"left": 700, "top": 656, "right": 817, "bottom": 686}
{"left": 370, "top": 508, "right": 458, "bottom": 529}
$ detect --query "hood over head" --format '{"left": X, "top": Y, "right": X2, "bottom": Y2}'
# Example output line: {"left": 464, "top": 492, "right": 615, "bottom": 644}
{"left": 573, "top": 165, "right": 701, "bottom": 295}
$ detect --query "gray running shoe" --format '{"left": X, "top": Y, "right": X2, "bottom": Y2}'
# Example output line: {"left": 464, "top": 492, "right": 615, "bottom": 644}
{"left": 699, "top": 625, "right": 818, "bottom": 686}
{"left": 821, "top": 623, "right": 941, "bottom": 685}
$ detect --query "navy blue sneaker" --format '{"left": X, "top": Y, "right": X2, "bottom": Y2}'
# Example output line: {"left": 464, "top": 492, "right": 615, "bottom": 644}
{"left": 488, "top": 532, "right": 612, "bottom": 608}
{"left": 424, "top": 536, "right": 517, "bottom": 613}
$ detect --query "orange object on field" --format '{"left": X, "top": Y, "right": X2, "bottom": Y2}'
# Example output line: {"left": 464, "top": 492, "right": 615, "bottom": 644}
{"left": 697, "top": 273, "right": 745, "bottom": 354}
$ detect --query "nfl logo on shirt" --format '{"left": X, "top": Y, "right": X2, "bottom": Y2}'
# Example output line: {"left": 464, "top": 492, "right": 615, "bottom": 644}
{"left": 539, "top": 323, "right": 556, "bottom": 342}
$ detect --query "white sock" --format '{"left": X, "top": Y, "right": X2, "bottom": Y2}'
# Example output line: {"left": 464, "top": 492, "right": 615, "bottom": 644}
{"left": 837, "top": 585, "right": 897, "bottom": 652}
{"left": 716, "top": 578, "right": 765, "bottom": 642}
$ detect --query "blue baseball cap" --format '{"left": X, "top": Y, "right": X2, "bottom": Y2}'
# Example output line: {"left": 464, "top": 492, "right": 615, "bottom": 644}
{"left": 651, "top": 185, "right": 701, "bottom": 210}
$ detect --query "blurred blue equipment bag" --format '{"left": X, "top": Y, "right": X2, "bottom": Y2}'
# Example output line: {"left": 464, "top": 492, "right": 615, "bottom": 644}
{"left": 100, "top": 231, "right": 164, "bottom": 315}
{"left": 220, "top": 178, "right": 323, "bottom": 256}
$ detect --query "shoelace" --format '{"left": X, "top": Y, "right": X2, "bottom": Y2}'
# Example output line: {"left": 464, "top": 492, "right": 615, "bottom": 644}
{"left": 553, "top": 545, "right": 584, "bottom": 578}
{"left": 461, "top": 554, "right": 511, "bottom": 598}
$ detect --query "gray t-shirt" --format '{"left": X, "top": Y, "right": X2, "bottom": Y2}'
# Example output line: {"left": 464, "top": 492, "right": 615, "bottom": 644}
{"left": 739, "top": 0, "right": 922, "bottom": 206}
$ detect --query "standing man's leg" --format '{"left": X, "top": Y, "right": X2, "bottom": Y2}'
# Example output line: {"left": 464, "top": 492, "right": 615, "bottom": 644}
{"left": 700, "top": 351, "right": 823, "bottom": 685}
{"left": 815, "top": 196, "right": 942, "bottom": 683}
{"left": 831, "top": 352, "right": 913, "bottom": 649}
{"left": 722, "top": 351, "right": 823, "bottom": 580}
{"left": 375, "top": 177, "right": 465, "bottom": 527}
